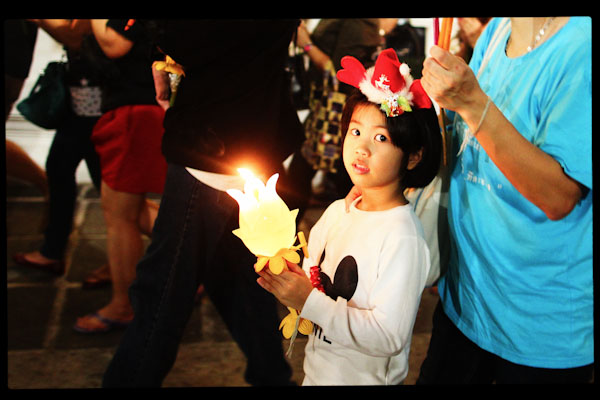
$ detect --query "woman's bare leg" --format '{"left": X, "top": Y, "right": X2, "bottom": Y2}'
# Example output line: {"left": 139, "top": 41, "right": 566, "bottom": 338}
{"left": 6, "top": 139, "right": 48, "bottom": 198}
{"left": 75, "top": 182, "right": 145, "bottom": 330}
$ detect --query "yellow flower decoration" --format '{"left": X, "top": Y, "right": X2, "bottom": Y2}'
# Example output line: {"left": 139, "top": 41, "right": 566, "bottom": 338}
{"left": 279, "top": 307, "right": 313, "bottom": 339}
{"left": 255, "top": 247, "right": 300, "bottom": 275}
{"left": 153, "top": 55, "right": 185, "bottom": 76}
{"left": 254, "top": 232, "right": 307, "bottom": 274}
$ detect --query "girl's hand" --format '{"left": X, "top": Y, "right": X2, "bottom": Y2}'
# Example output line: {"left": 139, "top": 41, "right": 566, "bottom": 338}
{"left": 257, "top": 261, "right": 313, "bottom": 311}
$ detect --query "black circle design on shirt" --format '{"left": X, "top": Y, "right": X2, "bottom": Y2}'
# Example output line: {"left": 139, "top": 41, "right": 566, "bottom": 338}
{"left": 318, "top": 251, "right": 358, "bottom": 301}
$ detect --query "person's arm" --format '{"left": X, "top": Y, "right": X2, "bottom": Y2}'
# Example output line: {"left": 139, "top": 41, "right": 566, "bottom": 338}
{"left": 29, "top": 19, "right": 89, "bottom": 51}
{"left": 296, "top": 21, "right": 331, "bottom": 71}
{"left": 152, "top": 66, "right": 171, "bottom": 110}
{"left": 421, "top": 46, "right": 584, "bottom": 221}
{"left": 90, "top": 19, "right": 133, "bottom": 59}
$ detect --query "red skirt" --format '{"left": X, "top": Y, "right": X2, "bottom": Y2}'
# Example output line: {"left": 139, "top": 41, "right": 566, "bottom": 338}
{"left": 92, "top": 104, "right": 167, "bottom": 194}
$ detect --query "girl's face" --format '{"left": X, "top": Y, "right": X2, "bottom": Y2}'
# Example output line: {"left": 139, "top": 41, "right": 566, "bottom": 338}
{"left": 342, "top": 104, "right": 404, "bottom": 195}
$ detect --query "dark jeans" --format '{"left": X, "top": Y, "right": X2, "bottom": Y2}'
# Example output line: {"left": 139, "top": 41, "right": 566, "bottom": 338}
{"left": 41, "top": 114, "right": 101, "bottom": 260}
{"left": 5, "top": 74, "right": 25, "bottom": 120}
{"left": 417, "top": 301, "right": 594, "bottom": 384}
{"left": 103, "top": 164, "right": 293, "bottom": 387}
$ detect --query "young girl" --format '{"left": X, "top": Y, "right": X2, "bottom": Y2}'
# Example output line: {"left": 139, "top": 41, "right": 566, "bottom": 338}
{"left": 258, "top": 48, "right": 442, "bottom": 385}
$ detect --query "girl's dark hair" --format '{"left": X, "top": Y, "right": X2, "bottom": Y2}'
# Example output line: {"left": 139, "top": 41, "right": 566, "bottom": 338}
{"left": 341, "top": 90, "right": 442, "bottom": 189}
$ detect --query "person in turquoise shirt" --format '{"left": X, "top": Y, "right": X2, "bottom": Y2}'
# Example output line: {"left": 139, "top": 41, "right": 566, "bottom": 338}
{"left": 417, "top": 17, "right": 592, "bottom": 383}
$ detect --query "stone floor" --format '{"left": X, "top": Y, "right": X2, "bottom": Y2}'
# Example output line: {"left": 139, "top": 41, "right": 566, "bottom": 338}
{"left": 5, "top": 177, "right": 439, "bottom": 389}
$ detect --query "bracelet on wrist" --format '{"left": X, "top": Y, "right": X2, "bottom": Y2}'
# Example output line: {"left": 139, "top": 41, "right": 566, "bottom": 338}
{"left": 303, "top": 43, "right": 313, "bottom": 52}
{"left": 473, "top": 96, "right": 492, "bottom": 136}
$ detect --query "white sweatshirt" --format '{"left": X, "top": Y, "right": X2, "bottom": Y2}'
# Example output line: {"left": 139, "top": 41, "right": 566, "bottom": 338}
{"left": 300, "top": 198, "right": 430, "bottom": 385}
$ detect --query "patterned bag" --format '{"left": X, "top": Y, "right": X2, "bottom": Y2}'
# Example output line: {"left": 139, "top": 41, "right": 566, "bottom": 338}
{"left": 301, "top": 61, "right": 346, "bottom": 173}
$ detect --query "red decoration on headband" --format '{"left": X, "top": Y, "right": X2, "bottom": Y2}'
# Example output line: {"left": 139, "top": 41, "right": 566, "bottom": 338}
{"left": 336, "top": 56, "right": 366, "bottom": 89}
{"left": 371, "top": 49, "right": 406, "bottom": 93}
{"left": 337, "top": 48, "right": 432, "bottom": 116}
{"left": 409, "top": 79, "right": 432, "bottom": 110}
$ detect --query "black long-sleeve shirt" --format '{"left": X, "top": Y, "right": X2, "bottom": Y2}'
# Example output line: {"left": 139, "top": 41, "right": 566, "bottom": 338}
{"left": 139, "top": 19, "right": 304, "bottom": 176}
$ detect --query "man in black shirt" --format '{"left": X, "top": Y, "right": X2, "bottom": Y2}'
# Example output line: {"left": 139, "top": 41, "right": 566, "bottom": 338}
{"left": 103, "top": 19, "right": 303, "bottom": 387}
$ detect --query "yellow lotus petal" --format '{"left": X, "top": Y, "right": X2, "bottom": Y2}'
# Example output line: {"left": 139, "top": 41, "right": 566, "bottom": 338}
{"left": 152, "top": 58, "right": 185, "bottom": 76}
{"left": 231, "top": 228, "right": 246, "bottom": 244}
{"left": 279, "top": 309, "right": 298, "bottom": 339}
{"left": 254, "top": 256, "right": 269, "bottom": 273}
{"left": 269, "top": 255, "right": 286, "bottom": 275}
{"left": 298, "top": 318, "right": 314, "bottom": 335}
{"left": 281, "top": 249, "right": 300, "bottom": 265}
{"left": 280, "top": 324, "right": 293, "bottom": 339}
{"left": 164, "top": 65, "right": 185, "bottom": 76}
{"left": 153, "top": 61, "right": 167, "bottom": 70}
{"left": 240, "top": 207, "right": 297, "bottom": 239}
{"left": 278, "top": 312, "right": 294, "bottom": 330}
{"left": 297, "top": 231, "right": 309, "bottom": 258}
{"left": 234, "top": 227, "right": 295, "bottom": 258}
{"left": 281, "top": 324, "right": 294, "bottom": 339}
{"left": 278, "top": 318, "right": 285, "bottom": 331}
{"left": 229, "top": 203, "right": 297, "bottom": 257}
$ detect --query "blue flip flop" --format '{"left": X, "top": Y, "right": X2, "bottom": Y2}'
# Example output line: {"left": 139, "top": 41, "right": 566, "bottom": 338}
{"left": 73, "top": 312, "right": 131, "bottom": 334}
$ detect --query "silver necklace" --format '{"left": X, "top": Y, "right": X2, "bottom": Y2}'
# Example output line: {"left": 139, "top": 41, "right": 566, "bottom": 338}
{"left": 527, "top": 17, "right": 555, "bottom": 52}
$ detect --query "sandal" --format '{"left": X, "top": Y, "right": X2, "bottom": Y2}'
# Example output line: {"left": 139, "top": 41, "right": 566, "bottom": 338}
{"left": 82, "top": 264, "right": 112, "bottom": 290}
{"left": 73, "top": 312, "right": 131, "bottom": 334}
{"left": 13, "top": 252, "right": 64, "bottom": 275}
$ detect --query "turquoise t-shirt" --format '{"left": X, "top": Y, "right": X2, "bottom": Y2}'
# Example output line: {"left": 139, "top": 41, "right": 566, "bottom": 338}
{"left": 439, "top": 17, "right": 592, "bottom": 369}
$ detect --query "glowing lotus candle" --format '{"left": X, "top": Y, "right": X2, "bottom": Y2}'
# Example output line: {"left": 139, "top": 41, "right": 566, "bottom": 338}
{"left": 227, "top": 168, "right": 307, "bottom": 275}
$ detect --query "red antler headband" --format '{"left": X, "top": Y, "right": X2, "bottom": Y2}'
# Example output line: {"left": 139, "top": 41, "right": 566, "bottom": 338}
{"left": 336, "top": 48, "right": 432, "bottom": 117}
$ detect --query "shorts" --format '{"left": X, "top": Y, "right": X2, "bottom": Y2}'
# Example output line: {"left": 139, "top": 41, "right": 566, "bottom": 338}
{"left": 92, "top": 104, "right": 167, "bottom": 194}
